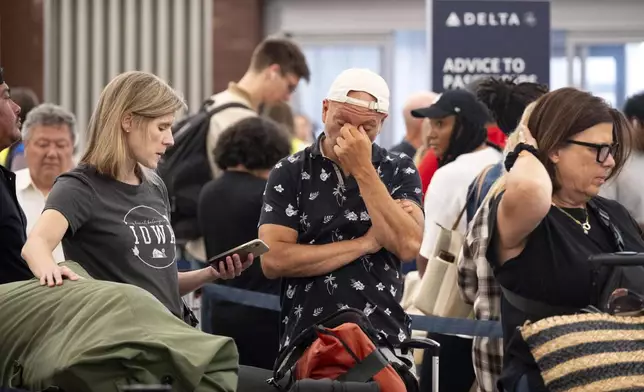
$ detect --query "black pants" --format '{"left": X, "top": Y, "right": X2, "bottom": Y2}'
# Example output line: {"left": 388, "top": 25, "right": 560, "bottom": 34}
{"left": 419, "top": 333, "right": 475, "bottom": 392}
{"left": 209, "top": 303, "right": 280, "bottom": 370}
{"left": 237, "top": 365, "right": 281, "bottom": 392}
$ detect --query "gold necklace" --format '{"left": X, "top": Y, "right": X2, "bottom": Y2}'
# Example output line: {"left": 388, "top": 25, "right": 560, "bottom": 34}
{"left": 554, "top": 205, "right": 591, "bottom": 234}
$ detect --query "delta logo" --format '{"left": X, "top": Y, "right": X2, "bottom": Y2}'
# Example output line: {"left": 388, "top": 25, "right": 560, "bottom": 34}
{"left": 445, "top": 11, "right": 538, "bottom": 27}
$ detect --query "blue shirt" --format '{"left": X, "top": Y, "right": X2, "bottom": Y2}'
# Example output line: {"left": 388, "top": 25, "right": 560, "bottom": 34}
{"left": 465, "top": 160, "right": 504, "bottom": 224}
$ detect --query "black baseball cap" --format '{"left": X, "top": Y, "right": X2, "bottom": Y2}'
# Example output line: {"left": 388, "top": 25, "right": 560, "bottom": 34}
{"left": 411, "top": 89, "right": 490, "bottom": 126}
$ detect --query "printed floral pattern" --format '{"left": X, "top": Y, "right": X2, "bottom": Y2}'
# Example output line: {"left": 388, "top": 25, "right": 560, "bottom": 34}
{"left": 259, "top": 141, "right": 422, "bottom": 350}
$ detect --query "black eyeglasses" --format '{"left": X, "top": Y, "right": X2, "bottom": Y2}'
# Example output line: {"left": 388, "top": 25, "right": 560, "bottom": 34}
{"left": 566, "top": 140, "right": 619, "bottom": 163}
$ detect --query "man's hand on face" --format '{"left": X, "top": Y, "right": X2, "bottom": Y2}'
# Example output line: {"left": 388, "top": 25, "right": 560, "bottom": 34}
{"left": 333, "top": 124, "right": 373, "bottom": 178}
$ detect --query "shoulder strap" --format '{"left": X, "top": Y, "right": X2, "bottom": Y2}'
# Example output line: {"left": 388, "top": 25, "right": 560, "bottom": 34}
{"left": 452, "top": 164, "right": 495, "bottom": 231}
{"left": 587, "top": 199, "right": 628, "bottom": 305}
{"left": 336, "top": 348, "right": 388, "bottom": 383}
{"left": 500, "top": 285, "right": 580, "bottom": 321}
{"left": 172, "top": 101, "right": 251, "bottom": 136}
{"left": 588, "top": 199, "right": 625, "bottom": 252}
{"left": 475, "top": 164, "right": 495, "bottom": 202}
{"left": 207, "top": 101, "right": 252, "bottom": 115}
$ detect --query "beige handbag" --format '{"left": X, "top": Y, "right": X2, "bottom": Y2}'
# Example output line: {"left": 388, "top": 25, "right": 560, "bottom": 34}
{"left": 399, "top": 271, "right": 427, "bottom": 365}
{"left": 413, "top": 166, "right": 493, "bottom": 319}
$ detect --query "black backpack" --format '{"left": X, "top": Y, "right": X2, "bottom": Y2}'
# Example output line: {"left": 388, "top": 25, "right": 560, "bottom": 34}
{"left": 157, "top": 99, "right": 251, "bottom": 242}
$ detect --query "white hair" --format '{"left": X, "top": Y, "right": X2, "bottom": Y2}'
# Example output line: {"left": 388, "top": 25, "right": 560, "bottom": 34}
{"left": 21, "top": 103, "right": 77, "bottom": 145}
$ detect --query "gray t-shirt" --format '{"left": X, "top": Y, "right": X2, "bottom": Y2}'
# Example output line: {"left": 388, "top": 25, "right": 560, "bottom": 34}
{"left": 45, "top": 164, "right": 182, "bottom": 318}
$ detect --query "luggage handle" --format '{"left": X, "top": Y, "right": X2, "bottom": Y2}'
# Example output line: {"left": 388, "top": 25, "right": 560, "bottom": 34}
{"left": 589, "top": 251, "right": 644, "bottom": 268}
{"left": 399, "top": 337, "right": 440, "bottom": 357}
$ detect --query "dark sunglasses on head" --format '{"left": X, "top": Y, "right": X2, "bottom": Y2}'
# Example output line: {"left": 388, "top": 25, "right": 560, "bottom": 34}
{"left": 566, "top": 140, "right": 619, "bottom": 163}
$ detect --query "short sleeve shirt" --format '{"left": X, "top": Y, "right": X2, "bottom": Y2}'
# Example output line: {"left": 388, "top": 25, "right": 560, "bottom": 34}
{"left": 259, "top": 136, "right": 423, "bottom": 350}
{"left": 45, "top": 164, "right": 183, "bottom": 318}
{"left": 420, "top": 147, "right": 502, "bottom": 259}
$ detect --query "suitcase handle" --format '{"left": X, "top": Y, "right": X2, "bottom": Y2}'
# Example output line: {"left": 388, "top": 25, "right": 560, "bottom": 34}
{"left": 399, "top": 337, "right": 440, "bottom": 356}
{"left": 589, "top": 252, "right": 644, "bottom": 269}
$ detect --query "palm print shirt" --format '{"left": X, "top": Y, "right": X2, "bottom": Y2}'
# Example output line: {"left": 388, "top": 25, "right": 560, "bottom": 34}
{"left": 259, "top": 136, "right": 423, "bottom": 351}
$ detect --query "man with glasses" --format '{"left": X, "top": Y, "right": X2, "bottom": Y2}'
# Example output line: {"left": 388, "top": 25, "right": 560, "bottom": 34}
{"left": 0, "top": 67, "right": 33, "bottom": 283}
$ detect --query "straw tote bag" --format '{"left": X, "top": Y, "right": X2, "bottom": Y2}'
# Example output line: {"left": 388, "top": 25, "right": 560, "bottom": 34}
{"left": 520, "top": 312, "right": 644, "bottom": 392}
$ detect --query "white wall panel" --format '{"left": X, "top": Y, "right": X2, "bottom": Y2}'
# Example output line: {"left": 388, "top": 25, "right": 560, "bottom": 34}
{"left": 45, "top": 0, "right": 213, "bottom": 152}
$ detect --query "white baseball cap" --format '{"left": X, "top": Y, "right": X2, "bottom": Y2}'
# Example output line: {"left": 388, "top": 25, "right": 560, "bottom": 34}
{"left": 325, "top": 68, "right": 390, "bottom": 114}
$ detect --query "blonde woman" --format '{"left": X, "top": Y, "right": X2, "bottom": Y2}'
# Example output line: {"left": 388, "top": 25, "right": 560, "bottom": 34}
{"left": 21, "top": 71, "right": 252, "bottom": 323}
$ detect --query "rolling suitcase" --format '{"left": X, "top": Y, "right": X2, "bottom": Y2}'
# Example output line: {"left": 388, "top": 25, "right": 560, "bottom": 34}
{"left": 398, "top": 337, "right": 441, "bottom": 392}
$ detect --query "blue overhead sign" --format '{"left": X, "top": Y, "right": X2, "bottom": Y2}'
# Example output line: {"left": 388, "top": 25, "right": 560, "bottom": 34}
{"left": 431, "top": 0, "right": 550, "bottom": 92}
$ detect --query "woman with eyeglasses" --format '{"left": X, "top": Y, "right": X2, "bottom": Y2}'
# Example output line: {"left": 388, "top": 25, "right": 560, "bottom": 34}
{"left": 482, "top": 87, "right": 644, "bottom": 392}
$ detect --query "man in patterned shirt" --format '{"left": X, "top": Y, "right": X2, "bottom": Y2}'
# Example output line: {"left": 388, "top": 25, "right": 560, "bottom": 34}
{"left": 259, "top": 68, "right": 424, "bottom": 358}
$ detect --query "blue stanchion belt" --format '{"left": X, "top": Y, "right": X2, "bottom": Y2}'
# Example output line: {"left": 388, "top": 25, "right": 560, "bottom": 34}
{"left": 201, "top": 283, "right": 503, "bottom": 339}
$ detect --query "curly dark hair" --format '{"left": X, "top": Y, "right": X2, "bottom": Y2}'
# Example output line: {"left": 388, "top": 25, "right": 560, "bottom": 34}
{"left": 476, "top": 77, "right": 549, "bottom": 135}
{"left": 214, "top": 116, "right": 292, "bottom": 171}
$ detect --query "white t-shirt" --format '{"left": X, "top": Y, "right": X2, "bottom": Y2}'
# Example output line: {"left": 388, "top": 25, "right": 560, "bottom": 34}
{"left": 420, "top": 147, "right": 502, "bottom": 258}
{"left": 600, "top": 151, "right": 644, "bottom": 225}
{"left": 15, "top": 168, "right": 65, "bottom": 262}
